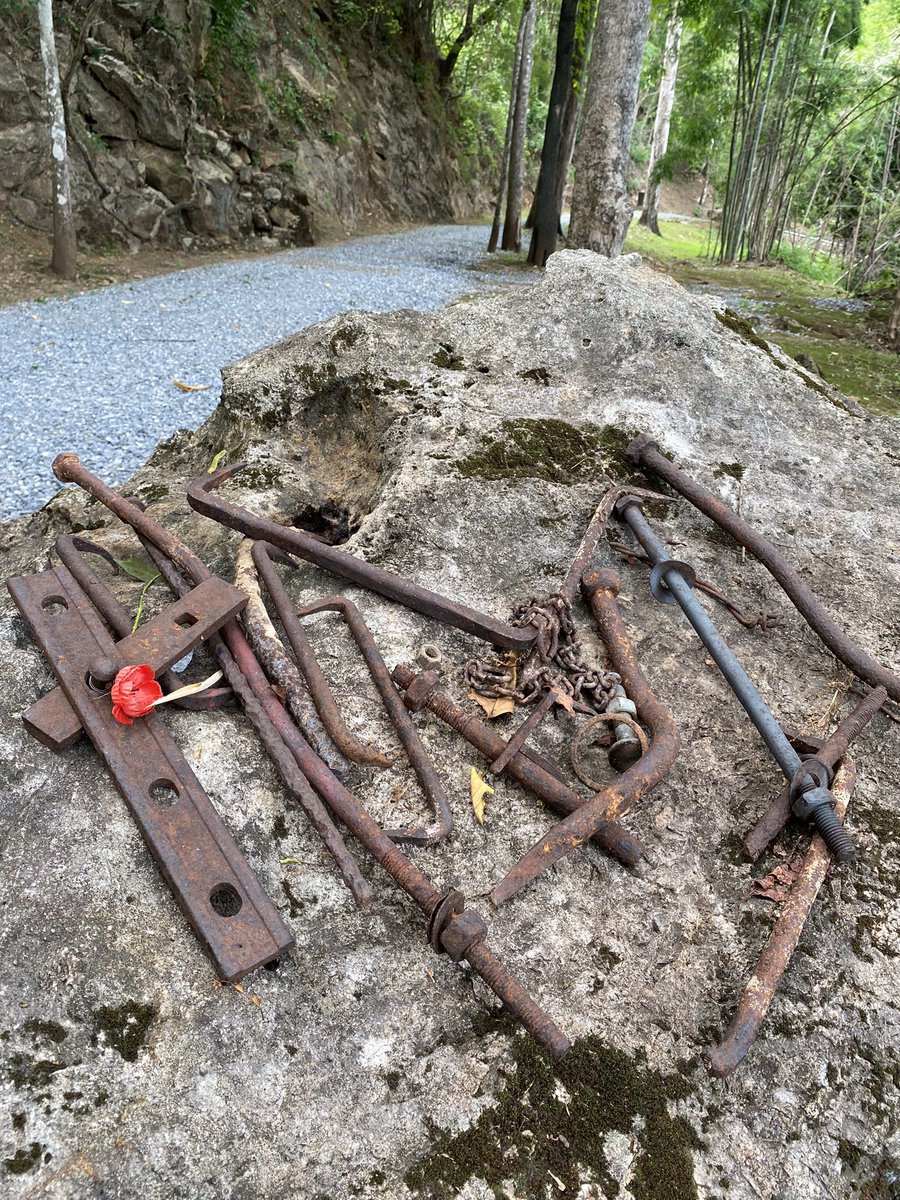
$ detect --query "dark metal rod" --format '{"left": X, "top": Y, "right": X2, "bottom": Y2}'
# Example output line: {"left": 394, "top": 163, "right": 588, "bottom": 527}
{"left": 627, "top": 435, "right": 900, "bottom": 704}
{"left": 708, "top": 754, "right": 857, "bottom": 1076}
{"left": 185, "top": 464, "right": 536, "bottom": 651}
{"left": 489, "top": 689, "right": 556, "bottom": 776}
{"left": 251, "top": 542, "right": 390, "bottom": 770}
{"left": 618, "top": 497, "right": 854, "bottom": 863}
{"left": 743, "top": 686, "right": 886, "bottom": 860}
{"left": 621, "top": 499, "right": 801, "bottom": 779}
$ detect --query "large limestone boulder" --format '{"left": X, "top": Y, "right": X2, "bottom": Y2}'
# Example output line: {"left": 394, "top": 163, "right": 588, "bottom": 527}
{"left": 1, "top": 253, "right": 898, "bottom": 1199}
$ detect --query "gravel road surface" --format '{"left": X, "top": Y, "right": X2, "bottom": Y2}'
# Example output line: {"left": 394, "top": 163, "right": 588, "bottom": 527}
{"left": 0, "top": 224, "right": 527, "bottom": 520}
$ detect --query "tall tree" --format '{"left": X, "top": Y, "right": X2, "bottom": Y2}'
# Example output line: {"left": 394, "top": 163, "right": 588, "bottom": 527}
{"left": 502, "top": 0, "right": 536, "bottom": 251}
{"left": 640, "top": 6, "right": 683, "bottom": 235}
{"left": 488, "top": 9, "right": 527, "bottom": 252}
{"left": 38, "top": 0, "right": 76, "bottom": 279}
{"left": 569, "top": 0, "right": 653, "bottom": 255}
{"left": 527, "top": 0, "right": 579, "bottom": 266}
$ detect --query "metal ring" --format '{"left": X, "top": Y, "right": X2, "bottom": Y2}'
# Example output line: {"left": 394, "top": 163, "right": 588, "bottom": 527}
{"left": 427, "top": 888, "right": 465, "bottom": 954}
{"left": 570, "top": 713, "right": 650, "bottom": 791}
{"left": 649, "top": 560, "right": 697, "bottom": 606}
{"left": 789, "top": 755, "right": 831, "bottom": 802}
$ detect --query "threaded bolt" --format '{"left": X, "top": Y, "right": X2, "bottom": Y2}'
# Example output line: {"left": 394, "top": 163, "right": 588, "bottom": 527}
{"left": 811, "top": 805, "right": 855, "bottom": 863}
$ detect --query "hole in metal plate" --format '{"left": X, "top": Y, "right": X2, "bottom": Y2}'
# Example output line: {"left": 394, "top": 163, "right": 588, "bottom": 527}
{"left": 149, "top": 779, "right": 179, "bottom": 807}
{"left": 209, "top": 884, "right": 243, "bottom": 918}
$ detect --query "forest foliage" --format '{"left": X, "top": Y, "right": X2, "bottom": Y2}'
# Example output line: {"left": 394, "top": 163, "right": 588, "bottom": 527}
{"left": 398, "top": 0, "right": 899, "bottom": 303}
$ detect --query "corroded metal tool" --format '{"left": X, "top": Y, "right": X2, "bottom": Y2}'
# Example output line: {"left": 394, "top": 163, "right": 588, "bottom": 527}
{"left": 8, "top": 563, "right": 293, "bottom": 982}
{"left": 186, "top": 463, "right": 536, "bottom": 651}
{"left": 51, "top": 454, "right": 570, "bottom": 1057}
{"left": 708, "top": 754, "right": 857, "bottom": 1076}
{"left": 23, "top": 571, "right": 245, "bottom": 751}
{"left": 627, "top": 434, "right": 900, "bottom": 703}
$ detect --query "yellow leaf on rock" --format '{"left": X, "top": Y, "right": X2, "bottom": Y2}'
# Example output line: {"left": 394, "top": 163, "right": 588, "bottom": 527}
{"left": 469, "top": 690, "right": 515, "bottom": 718}
{"left": 470, "top": 767, "right": 493, "bottom": 825}
{"left": 173, "top": 379, "right": 212, "bottom": 392}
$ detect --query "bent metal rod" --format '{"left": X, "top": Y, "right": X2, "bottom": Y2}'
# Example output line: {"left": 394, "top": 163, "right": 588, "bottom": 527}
{"left": 615, "top": 496, "right": 855, "bottom": 862}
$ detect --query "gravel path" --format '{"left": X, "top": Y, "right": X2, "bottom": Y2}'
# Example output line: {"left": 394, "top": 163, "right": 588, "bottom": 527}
{"left": 0, "top": 224, "right": 528, "bottom": 520}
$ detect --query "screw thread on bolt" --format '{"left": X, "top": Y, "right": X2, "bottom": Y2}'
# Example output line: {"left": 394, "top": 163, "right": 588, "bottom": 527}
{"left": 813, "top": 806, "right": 855, "bottom": 863}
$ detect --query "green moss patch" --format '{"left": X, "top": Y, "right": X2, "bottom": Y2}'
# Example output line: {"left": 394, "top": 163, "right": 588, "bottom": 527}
{"left": 405, "top": 1033, "right": 699, "bottom": 1199}
{"left": 455, "top": 420, "right": 642, "bottom": 486}
{"left": 92, "top": 1001, "right": 158, "bottom": 1063}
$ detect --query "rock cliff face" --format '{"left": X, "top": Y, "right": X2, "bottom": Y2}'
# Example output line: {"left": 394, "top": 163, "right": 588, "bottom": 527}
{"left": 1, "top": 254, "right": 899, "bottom": 1198}
{"left": 0, "top": 0, "right": 478, "bottom": 250}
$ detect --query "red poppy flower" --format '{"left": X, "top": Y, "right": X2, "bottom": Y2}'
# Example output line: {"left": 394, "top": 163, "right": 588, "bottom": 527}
{"left": 111, "top": 664, "right": 163, "bottom": 725}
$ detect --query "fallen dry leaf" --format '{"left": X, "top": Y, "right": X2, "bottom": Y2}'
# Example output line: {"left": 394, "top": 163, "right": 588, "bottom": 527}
{"left": 751, "top": 850, "right": 805, "bottom": 901}
{"left": 173, "top": 379, "right": 212, "bottom": 392}
{"left": 470, "top": 767, "right": 494, "bottom": 825}
{"left": 550, "top": 684, "right": 575, "bottom": 714}
{"left": 469, "top": 690, "right": 515, "bottom": 718}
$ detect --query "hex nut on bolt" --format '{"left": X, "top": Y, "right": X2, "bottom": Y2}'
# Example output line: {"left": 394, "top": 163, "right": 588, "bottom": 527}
{"left": 416, "top": 643, "right": 442, "bottom": 670}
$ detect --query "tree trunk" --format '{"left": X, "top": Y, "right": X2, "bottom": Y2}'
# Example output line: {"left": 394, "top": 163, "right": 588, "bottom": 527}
{"left": 568, "top": 0, "right": 653, "bottom": 256}
{"left": 528, "top": 0, "right": 579, "bottom": 266}
{"left": 487, "top": 9, "right": 526, "bottom": 253}
{"left": 501, "top": 0, "right": 535, "bottom": 252}
{"left": 553, "top": 0, "right": 595, "bottom": 228}
{"left": 38, "top": 0, "right": 76, "bottom": 279}
{"left": 889, "top": 277, "right": 900, "bottom": 341}
{"left": 640, "top": 8, "right": 682, "bottom": 236}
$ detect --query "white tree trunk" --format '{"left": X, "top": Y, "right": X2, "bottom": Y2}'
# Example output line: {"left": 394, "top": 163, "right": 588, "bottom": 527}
{"left": 569, "top": 0, "right": 653, "bottom": 256}
{"left": 640, "top": 10, "right": 682, "bottom": 235}
{"left": 502, "top": 0, "right": 535, "bottom": 252}
{"left": 38, "top": 0, "right": 76, "bottom": 279}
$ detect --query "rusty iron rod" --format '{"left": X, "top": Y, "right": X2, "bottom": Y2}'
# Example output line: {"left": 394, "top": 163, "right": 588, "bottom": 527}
{"left": 488, "top": 569, "right": 678, "bottom": 905}
{"left": 708, "top": 754, "right": 857, "bottom": 1077}
{"left": 231, "top": 540, "right": 357, "bottom": 774}
{"left": 743, "top": 686, "right": 887, "bottom": 861}
{"left": 49, "top": 457, "right": 568, "bottom": 1055}
{"left": 250, "top": 542, "right": 391, "bottom": 770}
{"left": 489, "top": 688, "right": 557, "bottom": 776}
{"left": 627, "top": 435, "right": 900, "bottom": 704}
{"left": 390, "top": 665, "right": 646, "bottom": 872}
{"left": 184, "top": 463, "right": 537, "bottom": 651}
{"left": 294, "top": 590, "right": 454, "bottom": 845}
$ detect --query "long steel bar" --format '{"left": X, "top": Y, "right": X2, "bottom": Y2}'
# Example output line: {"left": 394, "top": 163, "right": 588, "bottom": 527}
{"left": 617, "top": 497, "right": 854, "bottom": 862}
{"left": 8, "top": 563, "right": 294, "bottom": 982}
{"left": 487, "top": 568, "right": 678, "bottom": 905}
{"left": 390, "top": 665, "right": 646, "bottom": 870}
{"left": 48, "top": 456, "right": 568, "bottom": 1054}
{"left": 185, "top": 463, "right": 536, "bottom": 651}
{"left": 707, "top": 754, "right": 856, "bottom": 1076}
{"left": 743, "top": 686, "right": 886, "bottom": 860}
{"left": 627, "top": 435, "right": 900, "bottom": 704}
{"left": 295, "top": 590, "right": 454, "bottom": 846}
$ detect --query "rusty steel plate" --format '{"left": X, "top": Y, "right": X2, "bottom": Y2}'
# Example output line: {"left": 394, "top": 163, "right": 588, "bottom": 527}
{"left": 22, "top": 575, "right": 247, "bottom": 751}
{"left": 8, "top": 564, "right": 293, "bottom": 982}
